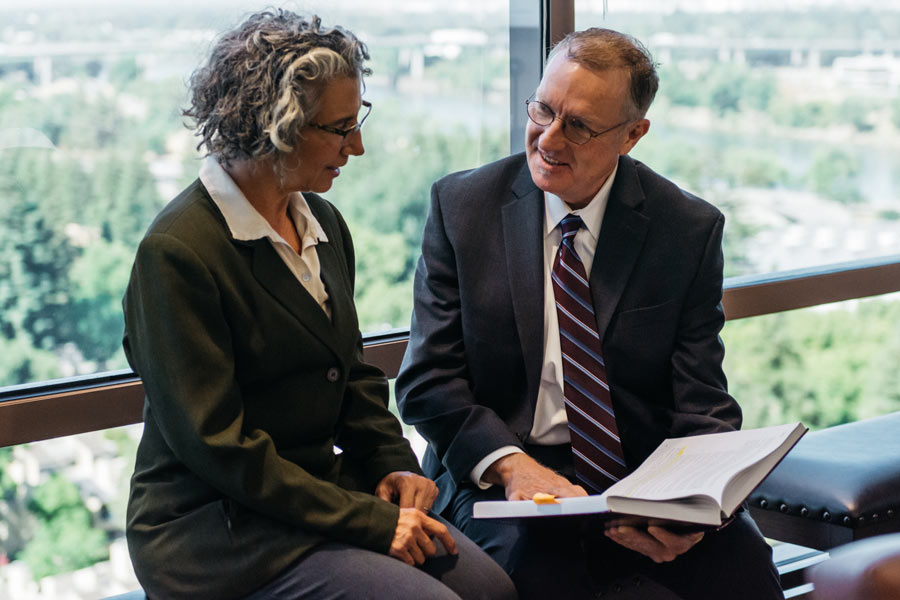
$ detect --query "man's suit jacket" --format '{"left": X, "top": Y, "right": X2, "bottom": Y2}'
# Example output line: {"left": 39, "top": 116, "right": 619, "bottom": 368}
{"left": 396, "top": 153, "right": 741, "bottom": 511}
{"left": 122, "top": 180, "right": 421, "bottom": 599}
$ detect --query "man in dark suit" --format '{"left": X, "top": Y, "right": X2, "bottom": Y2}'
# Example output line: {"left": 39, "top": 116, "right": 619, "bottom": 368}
{"left": 396, "top": 28, "right": 782, "bottom": 599}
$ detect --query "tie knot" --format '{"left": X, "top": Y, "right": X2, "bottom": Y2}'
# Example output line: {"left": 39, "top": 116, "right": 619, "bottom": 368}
{"left": 560, "top": 214, "right": 584, "bottom": 238}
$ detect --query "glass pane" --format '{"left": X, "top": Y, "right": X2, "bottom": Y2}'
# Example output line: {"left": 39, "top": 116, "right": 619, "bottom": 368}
{"left": 722, "top": 292, "right": 900, "bottom": 430}
{"left": 0, "top": 424, "right": 143, "bottom": 597}
{"left": 0, "top": 1, "right": 511, "bottom": 593}
{"left": 0, "top": 0, "right": 511, "bottom": 389}
{"left": 576, "top": 1, "right": 900, "bottom": 279}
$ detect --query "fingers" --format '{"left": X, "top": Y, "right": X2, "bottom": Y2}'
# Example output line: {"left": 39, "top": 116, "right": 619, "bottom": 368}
{"left": 377, "top": 472, "right": 439, "bottom": 510}
{"left": 505, "top": 468, "right": 586, "bottom": 500}
{"left": 422, "top": 513, "right": 458, "bottom": 555}
{"left": 374, "top": 478, "right": 394, "bottom": 503}
{"left": 605, "top": 526, "right": 673, "bottom": 563}
{"left": 606, "top": 525, "right": 704, "bottom": 563}
{"left": 647, "top": 526, "right": 704, "bottom": 554}
{"left": 403, "top": 477, "right": 438, "bottom": 511}
{"left": 390, "top": 508, "right": 458, "bottom": 567}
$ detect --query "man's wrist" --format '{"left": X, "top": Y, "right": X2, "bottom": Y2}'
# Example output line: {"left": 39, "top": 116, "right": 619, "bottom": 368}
{"left": 483, "top": 451, "right": 532, "bottom": 487}
{"left": 471, "top": 446, "right": 524, "bottom": 488}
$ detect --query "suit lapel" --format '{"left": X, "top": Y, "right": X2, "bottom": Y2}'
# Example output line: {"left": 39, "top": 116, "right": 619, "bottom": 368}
{"left": 249, "top": 239, "right": 342, "bottom": 357}
{"left": 502, "top": 162, "right": 545, "bottom": 413}
{"left": 590, "top": 155, "right": 650, "bottom": 344}
{"left": 315, "top": 235, "right": 356, "bottom": 354}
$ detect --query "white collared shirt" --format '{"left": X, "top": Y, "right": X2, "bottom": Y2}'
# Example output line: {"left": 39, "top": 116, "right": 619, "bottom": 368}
{"left": 199, "top": 157, "right": 332, "bottom": 318}
{"left": 470, "top": 161, "right": 619, "bottom": 486}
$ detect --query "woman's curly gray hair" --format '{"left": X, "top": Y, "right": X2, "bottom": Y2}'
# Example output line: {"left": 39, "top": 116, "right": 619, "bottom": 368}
{"left": 185, "top": 10, "right": 370, "bottom": 161}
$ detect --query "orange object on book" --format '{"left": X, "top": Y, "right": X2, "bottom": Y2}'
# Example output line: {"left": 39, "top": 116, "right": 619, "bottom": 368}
{"left": 532, "top": 493, "right": 559, "bottom": 505}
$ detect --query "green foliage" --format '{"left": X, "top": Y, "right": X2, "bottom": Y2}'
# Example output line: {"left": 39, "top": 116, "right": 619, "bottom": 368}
{"left": 839, "top": 97, "right": 875, "bottom": 133}
{"left": 109, "top": 57, "right": 142, "bottom": 86}
{"left": 808, "top": 148, "right": 862, "bottom": 204}
{"left": 20, "top": 474, "right": 108, "bottom": 580}
{"left": 351, "top": 227, "right": 414, "bottom": 333}
{"left": 0, "top": 447, "right": 16, "bottom": 499}
{"left": 719, "top": 148, "right": 789, "bottom": 189}
{"left": 771, "top": 99, "right": 837, "bottom": 129}
{"left": 0, "top": 335, "right": 60, "bottom": 387}
{"left": 67, "top": 241, "right": 133, "bottom": 365}
{"left": 657, "top": 65, "right": 702, "bottom": 108}
{"left": 706, "top": 66, "right": 744, "bottom": 116}
{"left": 86, "top": 151, "right": 165, "bottom": 248}
{"left": 0, "top": 162, "right": 79, "bottom": 350}
{"left": 657, "top": 63, "right": 775, "bottom": 115}
{"left": 723, "top": 298, "right": 900, "bottom": 430}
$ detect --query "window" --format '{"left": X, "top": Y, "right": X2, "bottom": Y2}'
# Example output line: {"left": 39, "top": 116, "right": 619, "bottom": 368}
{"left": 0, "top": 1, "right": 514, "bottom": 595}
{"left": 576, "top": 0, "right": 900, "bottom": 278}
{"left": 574, "top": 0, "right": 900, "bottom": 427}
{"left": 0, "top": 0, "right": 511, "bottom": 389}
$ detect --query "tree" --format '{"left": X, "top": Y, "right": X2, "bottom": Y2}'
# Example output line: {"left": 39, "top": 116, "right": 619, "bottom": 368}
{"left": 0, "top": 335, "right": 60, "bottom": 387}
{"left": 657, "top": 64, "right": 702, "bottom": 108}
{"left": 723, "top": 297, "right": 900, "bottom": 430}
{"left": 351, "top": 227, "right": 414, "bottom": 333}
{"left": 808, "top": 148, "right": 862, "bottom": 204}
{"left": 0, "top": 160, "right": 79, "bottom": 352}
{"left": 18, "top": 474, "right": 108, "bottom": 580}
{"left": 0, "top": 447, "right": 31, "bottom": 563}
{"left": 67, "top": 240, "right": 133, "bottom": 367}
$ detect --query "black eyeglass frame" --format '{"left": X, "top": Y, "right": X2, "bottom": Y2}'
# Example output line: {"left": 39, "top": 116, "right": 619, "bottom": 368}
{"left": 310, "top": 100, "right": 372, "bottom": 141}
{"left": 524, "top": 97, "right": 630, "bottom": 145}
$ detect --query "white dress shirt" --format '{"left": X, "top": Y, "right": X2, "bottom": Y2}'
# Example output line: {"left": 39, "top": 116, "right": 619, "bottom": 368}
{"left": 470, "top": 162, "right": 620, "bottom": 487}
{"left": 199, "top": 156, "right": 332, "bottom": 318}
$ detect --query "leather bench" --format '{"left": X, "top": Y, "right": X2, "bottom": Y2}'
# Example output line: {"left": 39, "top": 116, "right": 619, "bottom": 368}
{"left": 749, "top": 411, "right": 900, "bottom": 551}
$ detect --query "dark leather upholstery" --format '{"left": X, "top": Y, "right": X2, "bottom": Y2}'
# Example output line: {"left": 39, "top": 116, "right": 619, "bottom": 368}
{"left": 749, "top": 411, "right": 900, "bottom": 542}
{"left": 808, "top": 533, "right": 900, "bottom": 600}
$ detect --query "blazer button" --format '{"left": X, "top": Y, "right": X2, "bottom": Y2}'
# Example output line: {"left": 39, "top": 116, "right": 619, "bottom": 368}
{"left": 326, "top": 367, "right": 340, "bottom": 382}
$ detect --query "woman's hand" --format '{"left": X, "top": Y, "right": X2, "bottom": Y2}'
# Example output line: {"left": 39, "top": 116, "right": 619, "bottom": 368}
{"left": 389, "top": 507, "right": 458, "bottom": 566}
{"left": 375, "top": 471, "right": 439, "bottom": 510}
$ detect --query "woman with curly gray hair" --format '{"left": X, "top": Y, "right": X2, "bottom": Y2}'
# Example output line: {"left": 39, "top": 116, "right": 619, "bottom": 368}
{"left": 121, "top": 9, "right": 516, "bottom": 600}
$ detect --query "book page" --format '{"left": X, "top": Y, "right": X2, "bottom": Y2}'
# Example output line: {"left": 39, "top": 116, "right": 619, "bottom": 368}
{"left": 603, "top": 423, "right": 802, "bottom": 505}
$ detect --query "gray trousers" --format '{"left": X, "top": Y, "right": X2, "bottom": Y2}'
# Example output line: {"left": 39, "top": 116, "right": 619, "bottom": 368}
{"left": 244, "top": 516, "right": 517, "bottom": 600}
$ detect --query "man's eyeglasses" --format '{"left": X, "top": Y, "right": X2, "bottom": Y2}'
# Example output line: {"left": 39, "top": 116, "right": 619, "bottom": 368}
{"left": 310, "top": 100, "right": 372, "bottom": 141}
{"left": 525, "top": 98, "right": 629, "bottom": 145}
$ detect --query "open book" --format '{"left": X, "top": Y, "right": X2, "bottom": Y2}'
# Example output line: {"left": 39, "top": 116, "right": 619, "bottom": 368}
{"left": 473, "top": 422, "right": 807, "bottom": 528}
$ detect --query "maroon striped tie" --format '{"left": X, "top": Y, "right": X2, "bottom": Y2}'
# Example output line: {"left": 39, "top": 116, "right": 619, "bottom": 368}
{"left": 552, "top": 214, "right": 627, "bottom": 493}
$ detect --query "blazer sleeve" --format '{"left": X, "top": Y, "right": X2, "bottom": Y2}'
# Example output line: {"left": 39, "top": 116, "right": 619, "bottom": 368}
{"left": 124, "top": 231, "right": 403, "bottom": 554}
{"left": 667, "top": 212, "right": 742, "bottom": 436}
{"left": 396, "top": 180, "right": 524, "bottom": 485}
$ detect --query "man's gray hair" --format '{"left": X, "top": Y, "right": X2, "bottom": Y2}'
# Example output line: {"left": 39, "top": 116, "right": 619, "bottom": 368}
{"left": 547, "top": 28, "right": 658, "bottom": 120}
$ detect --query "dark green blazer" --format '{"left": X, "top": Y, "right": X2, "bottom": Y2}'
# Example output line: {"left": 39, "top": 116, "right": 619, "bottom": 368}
{"left": 122, "top": 180, "right": 421, "bottom": 599}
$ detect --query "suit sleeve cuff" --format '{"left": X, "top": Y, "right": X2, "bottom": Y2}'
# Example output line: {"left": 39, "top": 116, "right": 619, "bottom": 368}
{"left": 470, "top": 446, "right": 525, "bottom": 489}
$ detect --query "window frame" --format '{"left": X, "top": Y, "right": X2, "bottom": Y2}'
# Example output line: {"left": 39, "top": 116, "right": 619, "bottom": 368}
{"left": 4, "top": 257, "right": 900, "bottom": 448}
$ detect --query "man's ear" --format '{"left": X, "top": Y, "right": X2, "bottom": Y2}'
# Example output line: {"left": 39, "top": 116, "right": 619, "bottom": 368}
{"left": 619, "top": 118, "right": 650, "bottom": 155}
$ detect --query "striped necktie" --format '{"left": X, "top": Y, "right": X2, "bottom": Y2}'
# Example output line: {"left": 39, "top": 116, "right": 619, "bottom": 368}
{"left": 552, "top": 214, "right": 627, "bottom": 493}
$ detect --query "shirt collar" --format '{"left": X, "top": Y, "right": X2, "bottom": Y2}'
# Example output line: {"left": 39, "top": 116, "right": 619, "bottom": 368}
{"left": 199, "top": 156, "right": 328, "bottom": 246}
{"left": 544, "top": 160, "right": 619, "bottom": 242}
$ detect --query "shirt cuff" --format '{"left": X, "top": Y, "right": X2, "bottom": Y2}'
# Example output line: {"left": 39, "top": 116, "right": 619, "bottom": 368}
{"left": 470, "top": 446, "right": 525, "bottom": 489}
